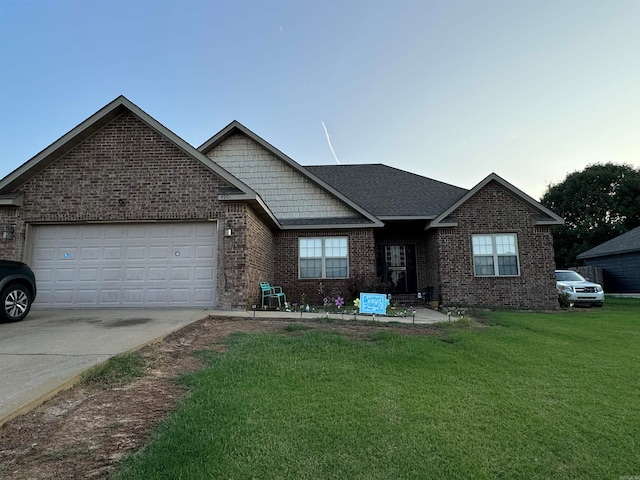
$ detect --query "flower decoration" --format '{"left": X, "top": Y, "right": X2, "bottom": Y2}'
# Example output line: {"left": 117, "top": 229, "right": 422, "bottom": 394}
{"left": 353, "top": 298, "right": 360, "bottom": 308}
{"left": 335, "top": 296, "right": 344, "bottom": 308}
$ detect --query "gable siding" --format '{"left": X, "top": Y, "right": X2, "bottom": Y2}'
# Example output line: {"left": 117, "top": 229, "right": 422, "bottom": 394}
{"left": 0, "top": 111, "right": 250, "bottom": 309}
{"left": 207, "top": 134, "right": 358, "bottom": 220}
{"left": 438, "top": 181, "right": 557, "bottom": 309}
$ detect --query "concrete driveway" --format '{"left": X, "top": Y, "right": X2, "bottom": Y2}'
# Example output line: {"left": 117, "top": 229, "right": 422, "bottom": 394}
{"left": 0, "top": 308, "right": 210, "bottom": 425}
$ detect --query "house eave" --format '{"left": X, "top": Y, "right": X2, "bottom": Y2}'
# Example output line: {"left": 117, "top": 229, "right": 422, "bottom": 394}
{"left": 0, "top": 192, "right": 24, "bottom": 207}
{"left": 378, "top": 215, "right": 436, "bottom": 221}
{"left": 532, "top": 218, "right": 564, "bottom": 226}
{"left": 577, "top": 248, "right": 640, "bottom": 260}
{"left": 279, "top": 222, "right": 381, "bottom": 230}
{"left": 425, "top": 220, "right": 459, "bottom": 230}
{"left": 218, "top": 193, "right": 281, "bottom": 229}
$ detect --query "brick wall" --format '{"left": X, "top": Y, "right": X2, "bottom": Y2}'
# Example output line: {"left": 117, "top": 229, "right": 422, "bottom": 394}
{"left": 437, "top": 181, "right": 558, "bottom": 309}
{"left": 273, "top": 228, "right": 376, "bottom": 306}
{"left": 244, "top": 206, "right": 276, "bottom": 308}
{"left": 0, "top": 111, "right": 251, "bottom": 309}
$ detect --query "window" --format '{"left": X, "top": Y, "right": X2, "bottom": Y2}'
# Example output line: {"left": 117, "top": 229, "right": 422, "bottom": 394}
{"left": 299, "top": 237, "right": 348, "bottom": 279}
{"left": 472, "top": 234, "right": 519, "bottom": 276}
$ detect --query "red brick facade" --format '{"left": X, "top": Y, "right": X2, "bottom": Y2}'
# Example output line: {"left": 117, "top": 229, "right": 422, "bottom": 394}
{"left": 435, "top": 181, "right": 558, "bottom": 309}
{"left": 0, "top": 103, "right": 561, "bottom": 312}
{"left": 272, "top": 229, "right": 376, "bottom": 307}
{"left": 0, "top": 112, "right": 256, "bottom": 309}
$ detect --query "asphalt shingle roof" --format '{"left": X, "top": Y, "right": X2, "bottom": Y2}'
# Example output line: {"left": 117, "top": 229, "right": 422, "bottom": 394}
{"left": 306, "top": 164, "right": 468, "bottom": 218}
{"left": 577, "top": 226, "right": 640, "bottom": 259}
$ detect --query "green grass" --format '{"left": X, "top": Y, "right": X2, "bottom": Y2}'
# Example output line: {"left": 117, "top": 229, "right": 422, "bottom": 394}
{"left": 81, "top": 351, "right": 146, "bottom": 386}
{"left": 111, "top": 297, "right": 640, "bottom": 479}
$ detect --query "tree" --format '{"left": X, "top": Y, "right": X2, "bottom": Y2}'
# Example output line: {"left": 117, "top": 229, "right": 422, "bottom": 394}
{"left": 540, "top": 163, "right": 640, "bottom": 268}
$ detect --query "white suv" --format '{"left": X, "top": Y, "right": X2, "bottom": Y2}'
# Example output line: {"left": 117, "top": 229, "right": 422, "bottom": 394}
{"left": 555, "top": 270, "right": 604, "bottom": 307}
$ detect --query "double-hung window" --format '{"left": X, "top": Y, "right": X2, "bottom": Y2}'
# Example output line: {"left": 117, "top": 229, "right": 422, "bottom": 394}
{"left": 472, "top": 234, "right": 519, "bottom": 276}
{"left": 299, "top": 237, "right": 348, "bottom": 279}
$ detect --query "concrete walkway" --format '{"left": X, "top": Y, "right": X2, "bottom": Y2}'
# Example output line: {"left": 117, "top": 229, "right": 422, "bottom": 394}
{"left": 1, "top": 306, "right": 450, "bottom": 425}
{"left": 208, "top": 306, "right": 450, "bottom": 324}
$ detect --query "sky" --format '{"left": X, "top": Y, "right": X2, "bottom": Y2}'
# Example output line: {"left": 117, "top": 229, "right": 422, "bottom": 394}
{"left": 1, "top": 0, "right": 639, "bottom": 201}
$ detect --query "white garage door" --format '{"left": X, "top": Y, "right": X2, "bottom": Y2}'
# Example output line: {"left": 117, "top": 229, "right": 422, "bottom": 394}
{"left": 30, "top": 223, "right": 217, "bottom": 308}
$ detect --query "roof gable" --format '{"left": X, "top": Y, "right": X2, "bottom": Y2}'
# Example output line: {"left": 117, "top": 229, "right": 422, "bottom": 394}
{"left": 0, "top": 97, "right": 281, "bottom": 227}
{"left": 0, "top": 96, "right": 254, "bottom": 197}
{"left": 427, "top": 173, "right": 565, "bottom": 229}
{"left": 199, "top": 122, "right": 382, "bottom": 228}
{"left": 577, "top": 225, "right": 640, "bottom": 259}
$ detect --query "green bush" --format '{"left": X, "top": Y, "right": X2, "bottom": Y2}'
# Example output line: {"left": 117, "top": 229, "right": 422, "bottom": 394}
{"left": 558, "top": 292, "right": 572, "bottom": 308}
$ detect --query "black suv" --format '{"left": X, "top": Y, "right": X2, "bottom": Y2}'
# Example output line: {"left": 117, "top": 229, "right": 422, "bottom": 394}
{"left": 0, "top": 260, "right": 37, "bottom": 323}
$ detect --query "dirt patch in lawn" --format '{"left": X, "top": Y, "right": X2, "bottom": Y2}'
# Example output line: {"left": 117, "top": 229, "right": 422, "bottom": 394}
{"left": 0, "top": 317, "right": 443, "bottom": 480}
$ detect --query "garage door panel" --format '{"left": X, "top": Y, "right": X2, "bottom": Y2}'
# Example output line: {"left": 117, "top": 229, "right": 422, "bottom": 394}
{"left": 147, "top": 289, "right": 169, "bottom": 303}
{"left": 169, "top": 288, "right": 191, "bottom": 304}
{"left": 194, "top": 288, "right": 214, "bottom": 302}
{"left": 77, "top": 290, "right": 98, "bottom": 304}
{"left": 100, "top": 290, "right": 121, "bottom": 304}
{"left": 126, "top": 246, "right": 146, "bottom": 260}
{"left": 124, "top": 268, "right": 145, "bottom": 282}
{"left": 80, "top": 247, "right": 100, "bottom": 261}
{"left": 171, "top": 267, "right": 191, "bottom": 281}
{"left": 194, "top": 266, "right": 214, "bottom": 281}
{"left": 103, "top": 247, "right": 124, "bottom": 261}
{"left": 149, "top": 246, "right": 169, "bottom": 260}
{"left": 149, "top": 225, "right": 170, "bottom": 238}
{"left": 123, "top": 290, "right": 145, "bottom": 304}
{"left": 195, "top": 245, "right": 214, "bottom": 259}
{"left": 31, "top": 223, "right": 217, "bottom": 308}
{"left": 148, "top": 267, "right": 168, "bottom": 281}
{"left": 53, "top": 290, "right": 74, "bottom": 305}
{"left": 56, "top": 269, "right": 76, "bottom": 282}
{"left": 102, "top": 268, "right": 122, "bottom": 282}
{"left": 105, "top": 226, "right": 126, "bottom": 239}
{"left": 79, "top": 268, "right": 99, "bottom": 282}
{"left": 172, "top": 246, "right": 191, "bottom": 259}
{"left": 34, "top": 247, "right": 56, "bottom": 262}
{"left": 61, "top": 228, "right": 83, "bottom": 240}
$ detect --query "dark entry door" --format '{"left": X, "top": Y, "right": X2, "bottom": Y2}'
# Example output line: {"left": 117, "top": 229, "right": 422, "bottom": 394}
{"left": 376, "top": 244, "right": 417, "bottom": 294}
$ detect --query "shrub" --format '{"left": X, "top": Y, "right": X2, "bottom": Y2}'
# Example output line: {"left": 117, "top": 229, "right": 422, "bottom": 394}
{"left": 558, "top": 292, "right": 572, "bottom": 309}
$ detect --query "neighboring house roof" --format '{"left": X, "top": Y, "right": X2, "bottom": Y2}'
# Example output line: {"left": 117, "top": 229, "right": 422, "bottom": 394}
{"left": 577, "top": 226, "right": 640, "bottom": 259}
{"left": 0, "top": 96, "right": 280, "bottom": 227}
{"left": 306, "top": 164, "right": 468, "bottom": 220}
{"left": 427, "top": 173, "right": 565, "bottom": 229}
{"left": 199, "top": 121, "right": 383, "bottom": 229}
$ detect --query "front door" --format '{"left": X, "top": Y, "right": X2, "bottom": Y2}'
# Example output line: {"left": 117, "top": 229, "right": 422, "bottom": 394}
{"left": 375, "top": 244, "right": 417, "bottom": 294}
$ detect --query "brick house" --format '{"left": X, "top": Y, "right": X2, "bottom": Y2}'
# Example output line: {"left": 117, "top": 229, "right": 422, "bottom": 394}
{"left": 0, "top": 96, "right": 564, "bottom": 310}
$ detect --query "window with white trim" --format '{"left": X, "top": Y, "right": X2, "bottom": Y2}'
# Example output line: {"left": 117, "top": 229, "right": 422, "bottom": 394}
{"left": 299, "top": 237, "right": 348, "bottom": 279}
{"left": 472, "top": 234, "right": 520, "bottom": 276}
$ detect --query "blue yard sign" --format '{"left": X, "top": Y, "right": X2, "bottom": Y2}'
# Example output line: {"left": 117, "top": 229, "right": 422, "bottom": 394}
{"left": 359, "top": 293, "right": 388, "bottom": 315}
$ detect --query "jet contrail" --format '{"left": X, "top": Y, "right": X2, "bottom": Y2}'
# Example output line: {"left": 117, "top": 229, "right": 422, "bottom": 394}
{"left": 321, "top": 121, "right": 341, "bottom": 165}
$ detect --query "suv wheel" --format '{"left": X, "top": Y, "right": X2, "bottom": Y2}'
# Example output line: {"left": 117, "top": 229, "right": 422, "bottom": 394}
{"left": 1, "top": 284, "right": 32, "bottom": 323}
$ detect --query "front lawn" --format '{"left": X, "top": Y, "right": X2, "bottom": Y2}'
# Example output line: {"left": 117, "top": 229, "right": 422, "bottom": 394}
{"left": 112, "top": 297, "right": 640, "bottom": 479}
